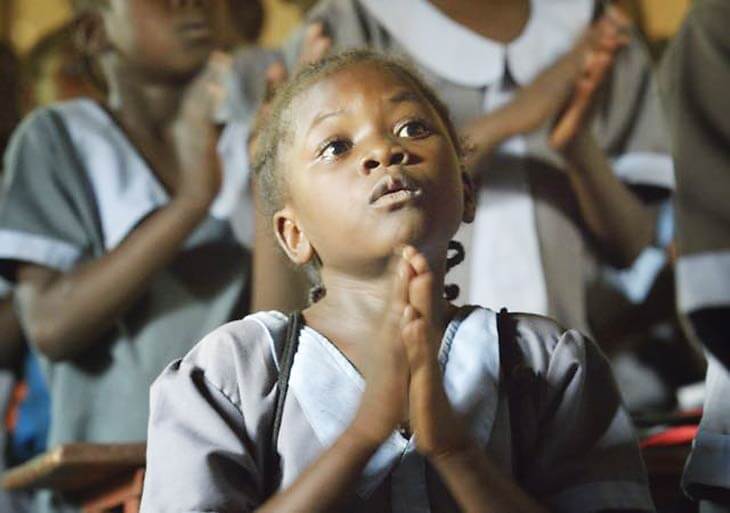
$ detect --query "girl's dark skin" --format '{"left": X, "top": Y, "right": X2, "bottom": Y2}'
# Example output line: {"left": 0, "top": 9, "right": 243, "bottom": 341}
{"left": 12, "top": 0, "right": 235, "bottom": 361}
{"left": 253, "top": 61, "right": 550, "bottom": 513}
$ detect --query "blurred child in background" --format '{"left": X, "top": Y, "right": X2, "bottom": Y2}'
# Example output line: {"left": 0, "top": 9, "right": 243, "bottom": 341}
{"left": 0, "top": 1, "right": 264, "bottom": 510}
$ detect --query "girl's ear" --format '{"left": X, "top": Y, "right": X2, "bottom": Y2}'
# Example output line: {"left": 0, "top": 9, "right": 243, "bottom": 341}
{"left": 461, "top": 171, "right": 476, "bottom": 223}
{"left": 74, "top": 11, "right": 110, "bottom": 58}
{"left": 273, "top": 206, "right": 316, "bottom": 265}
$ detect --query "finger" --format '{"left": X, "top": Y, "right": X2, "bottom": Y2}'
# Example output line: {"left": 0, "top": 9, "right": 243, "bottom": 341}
{"left": 401, "top": 318, "right": 432, "bottom": 369}
{"left": 402, "top": 246, "right": 430, "bottom": 276}
{"left": 206, "top": 82, "right": 228, "bottom": 113}
{"left": 264, "top": 60, "right": 288, "bottom": 102}
{"left": 402, "top": 304, "right": 418, "bottom": 329}
{"left": 298, "top": 21, "right": 331, "bottom": 67}
{"left": 304, "top": 21, "right": 325, "bottom": 42}
{"left": 393, "top": 254, "right": 415, "bottom": 309}
{"left": 605, "top": 4, "right": 632, "bottom": 30}
{"left": 549, "top": 94, "right": 591, "bottom": 150}
{"left": 584, "top": 51, "right": 613, "bottom": 86}
{"left": 308, "top": 35, "right": 332, "bottom": 63}
{"left": 408, "top": 271, "right": 435, "bottom": 320}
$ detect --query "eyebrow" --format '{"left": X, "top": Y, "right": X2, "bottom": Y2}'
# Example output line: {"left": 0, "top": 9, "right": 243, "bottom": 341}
{"left": 309, "top": 108, "right": 348, "bottom": 131}
{"left": 307, "top": 90, "right": 424, "bottom": 132}
{"left": 388, "top": 90, "right": 423, "bottom": 105}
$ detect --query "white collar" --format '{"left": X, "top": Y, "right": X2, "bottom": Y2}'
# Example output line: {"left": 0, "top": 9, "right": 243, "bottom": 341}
{"left": 287, "top": 306, "right": 501, "bottom": 498}
{"left": 358, "top": 0, "right": 594, "bottom": 86}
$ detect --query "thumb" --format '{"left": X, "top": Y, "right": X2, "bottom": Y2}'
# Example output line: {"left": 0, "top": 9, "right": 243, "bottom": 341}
{"left": 264, "top": 60, "right": 288, "bottom": 102}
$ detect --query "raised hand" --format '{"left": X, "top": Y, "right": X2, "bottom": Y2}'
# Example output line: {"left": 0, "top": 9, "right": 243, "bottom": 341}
{"left": 549, "top": 6, "right": 631, "bottom": 150}
{"left": 400, "top": 246, "right": 469, "bottom": 459}
{"left": 351, "top": 254, "right": 413, "bottom": 446}
{"left": 248, "top": 22, "right": 331, "bottom": 160}
{"left": 172, "top": 51, "right": 231, "bottom": 210}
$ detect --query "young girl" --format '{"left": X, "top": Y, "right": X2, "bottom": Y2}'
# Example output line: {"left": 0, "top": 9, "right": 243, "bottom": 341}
{"left": 141, "top": 50, "right": 654, "bottom": 513}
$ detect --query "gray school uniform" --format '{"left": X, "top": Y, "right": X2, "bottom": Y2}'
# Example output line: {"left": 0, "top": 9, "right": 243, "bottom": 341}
{"left": 0, "top": 99, "right": 252, "bottom": 513}
{"left": 660, "top": 0, "right": 730, "bottom": 505}
{"left": 286, "top": 0, "right": 673, "bottom": 334}
{"left": 140, "top": 307, "right": 654, "bottom": 513}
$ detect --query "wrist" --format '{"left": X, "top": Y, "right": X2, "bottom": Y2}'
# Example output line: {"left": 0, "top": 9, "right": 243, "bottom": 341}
{"left": 427, "top": 436, "right": 479, "bottom": 469}
{"left": 560, "top": 130, "right": 600, "bottom": 167}
{"left": 343, "top": 415, "right": 389, "bottom": 453}
{"left": 168, "top": 195, "right": 211, "bottom": 224}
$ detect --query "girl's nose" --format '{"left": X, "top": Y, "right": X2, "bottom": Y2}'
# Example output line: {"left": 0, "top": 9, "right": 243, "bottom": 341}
{"left": 360, "top": 145, "right": 409, "bottom": 175}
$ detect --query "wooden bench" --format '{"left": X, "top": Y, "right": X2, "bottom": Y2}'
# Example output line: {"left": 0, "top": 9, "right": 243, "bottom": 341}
{"left": 2, "top": 443, "right": 145, "bottom": 513}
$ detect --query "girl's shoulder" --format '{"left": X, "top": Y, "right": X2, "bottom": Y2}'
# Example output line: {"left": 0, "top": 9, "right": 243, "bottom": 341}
{"left": 508, "top": 311, "right": 595, "bottom": 367}
{"left": 162, "top": 312, "right": 289, "bottom": 410}
{"left": 6, "top": 98, "right": 113, "bottom": 165}
{"left": 462, "top": 306, "right": 597, "bottom": 366}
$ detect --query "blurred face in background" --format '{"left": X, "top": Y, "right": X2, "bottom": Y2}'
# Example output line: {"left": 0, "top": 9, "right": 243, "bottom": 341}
{"left": 217, "top": 0, "right": 265, "bottom": 48}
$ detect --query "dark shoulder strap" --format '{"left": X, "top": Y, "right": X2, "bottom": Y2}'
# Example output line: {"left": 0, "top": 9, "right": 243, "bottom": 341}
{"left": 497, "top": 307, "right": 524, "bottom": 482}
{"left": 266, "top": 311, "right": 303, "bottom": 497}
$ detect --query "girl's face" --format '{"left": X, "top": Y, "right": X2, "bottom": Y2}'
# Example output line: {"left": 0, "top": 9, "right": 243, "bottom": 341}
{"left": 102, "top": 0, "right": 228, "bottom": 80}
{"left": 275, "top": 63, "right": 474, "bottom": 277}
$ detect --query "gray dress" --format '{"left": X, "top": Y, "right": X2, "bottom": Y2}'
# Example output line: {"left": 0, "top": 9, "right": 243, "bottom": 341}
{"left": 285, "top": 0, "right": 674, "bottom": 335}
{"left": 660, "top": 0, "right": 730, "bottom": 508}
{"left": 140, "top": 307, "right": 654, "bottom": 513}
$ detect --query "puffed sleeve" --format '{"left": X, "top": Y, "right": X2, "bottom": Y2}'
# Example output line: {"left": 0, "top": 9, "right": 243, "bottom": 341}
{"left": 513, "top": 316, "right": 655, "bottom": 513}
{"left": 0, "top": 108, "right": 101, "bottom": 278}
{"left": 140, "top": 317, "right": 281, "bottom": 513}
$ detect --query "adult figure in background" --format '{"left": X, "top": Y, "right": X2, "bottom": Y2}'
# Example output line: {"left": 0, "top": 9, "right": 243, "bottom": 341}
{"left": 661, "top": 0, "right": 730, "bottom": 510}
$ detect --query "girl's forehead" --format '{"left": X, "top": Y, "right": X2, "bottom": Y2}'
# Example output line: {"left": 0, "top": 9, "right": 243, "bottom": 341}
{"left": 290, "top": 63, "right": 431, "bottom": 126}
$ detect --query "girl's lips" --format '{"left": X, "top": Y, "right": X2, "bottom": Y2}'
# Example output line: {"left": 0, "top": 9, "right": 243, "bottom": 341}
{"left": 368, "top": 174, "right": 419, "bottom": 204}
{"left": 371, "top": 188, "right": 423, "bottom": 209}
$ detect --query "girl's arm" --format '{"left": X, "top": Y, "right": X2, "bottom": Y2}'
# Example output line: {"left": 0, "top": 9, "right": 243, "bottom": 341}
{"left": 462, "top": 50, "right": 583, "bottom": 169}
{"left": 13, "top": 55, "right": 229, "bottom": 362}
{"left": 255, "top": 419, "right": 380, "bottom": 513}
{"left": 0, "top": 295, "right": 25, "bottom": 368}
{"left": 562, "top": 132, "right": 655, "bottom": 267}
{"left": 431, "top": 443, "right": 549, "bottom": 513}
{"left": 15, "top": 196, "right": 213, "bottom": 362}
{"left": 463, "top": 9, "right": 629, "bottom": 171}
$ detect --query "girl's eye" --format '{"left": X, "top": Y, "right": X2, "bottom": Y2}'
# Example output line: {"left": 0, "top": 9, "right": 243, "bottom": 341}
{"left": 319, "top": 139, "right": 352, "bottom": 160}
{"left": 396, "top": 120, "right": 432, "bottom": 139}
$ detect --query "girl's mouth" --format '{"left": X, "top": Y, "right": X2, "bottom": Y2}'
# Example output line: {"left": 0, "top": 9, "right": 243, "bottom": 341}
{"left": 369, "top": 174, "right": 422, "bottom": 209}
{"left": 371, "top": 188, "right": 423, "bottom": 210}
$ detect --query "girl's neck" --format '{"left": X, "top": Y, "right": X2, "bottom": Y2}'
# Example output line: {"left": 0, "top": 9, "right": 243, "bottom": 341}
{"left": 103, "top": 63, "right": 189, "bottom": 142}
{"left": 428, "top": 0, "right": 531, "bottom": 44}
{"left": 99, "top": 59, "right": 195, "bottom": 193}
{"left": 304, "top": 254, "right": 451, "bottom": 368}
